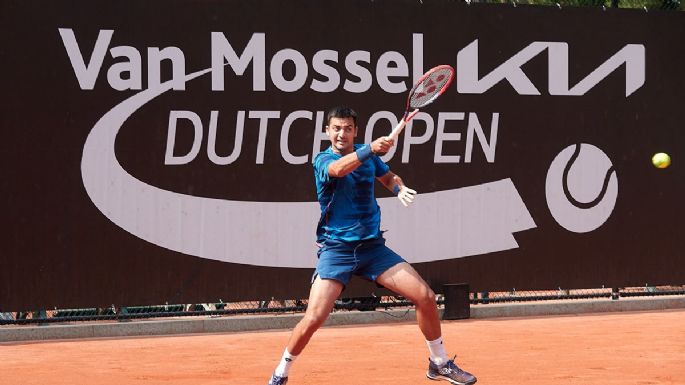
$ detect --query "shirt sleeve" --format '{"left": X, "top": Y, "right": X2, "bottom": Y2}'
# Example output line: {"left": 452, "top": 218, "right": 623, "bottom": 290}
{"left": 372, "top": 154, "right": 391, "bottom": 177}
{"left": 313, "top": 152, "right": 337, "bottom": 185}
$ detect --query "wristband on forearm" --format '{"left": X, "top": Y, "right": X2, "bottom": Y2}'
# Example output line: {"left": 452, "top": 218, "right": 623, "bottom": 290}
{"left": 393, "top": 185, "right": 400, "bottom": 195}
{"left": 355, "top": 144, "right": 373, "bottom": 162}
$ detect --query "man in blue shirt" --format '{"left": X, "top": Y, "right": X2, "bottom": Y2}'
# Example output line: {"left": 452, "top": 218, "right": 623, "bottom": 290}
{"left": 268, "top": 106, "right": 476, "bottom": 385}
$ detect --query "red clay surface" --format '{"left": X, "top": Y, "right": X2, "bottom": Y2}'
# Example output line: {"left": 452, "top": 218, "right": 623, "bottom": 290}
{"left": 1, "top": 309, "right": 684, "bottom": 385}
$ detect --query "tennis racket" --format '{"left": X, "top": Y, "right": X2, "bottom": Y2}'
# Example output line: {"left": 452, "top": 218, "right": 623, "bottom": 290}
{"left": 388, "top": 64, "right": 455, "bottom": 142}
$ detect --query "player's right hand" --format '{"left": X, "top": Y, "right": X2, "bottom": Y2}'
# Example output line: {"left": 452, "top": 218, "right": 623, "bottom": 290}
{"left": 371, "top": 136, "right": 394, "bottom": 154}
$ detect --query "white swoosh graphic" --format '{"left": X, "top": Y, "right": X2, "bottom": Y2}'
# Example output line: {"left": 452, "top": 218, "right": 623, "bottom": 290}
{"left": 81, "top": 67, "right": 536, "bottom": 268}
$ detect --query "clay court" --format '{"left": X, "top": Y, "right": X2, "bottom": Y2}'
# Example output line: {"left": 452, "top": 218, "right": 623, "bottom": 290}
{"left": 1, "top": 309, "right": 683, "bottom": 385}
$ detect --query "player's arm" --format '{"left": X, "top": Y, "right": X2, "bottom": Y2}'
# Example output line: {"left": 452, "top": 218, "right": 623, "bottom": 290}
{"left": 377, "top": 171, "right": 417, "bottom": 207}
{"left": 327, "top": 137, "right": 394, "bottom": 177}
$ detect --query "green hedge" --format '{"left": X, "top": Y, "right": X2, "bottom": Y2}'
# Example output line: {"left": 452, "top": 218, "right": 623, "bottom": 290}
{"left": 474, "top": 0, "right": 682, "bottom": 11}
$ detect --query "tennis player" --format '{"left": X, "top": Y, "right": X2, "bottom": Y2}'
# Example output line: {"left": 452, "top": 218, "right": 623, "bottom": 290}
{"left": 268, "top": 106, "right": 477, "bottom": 385}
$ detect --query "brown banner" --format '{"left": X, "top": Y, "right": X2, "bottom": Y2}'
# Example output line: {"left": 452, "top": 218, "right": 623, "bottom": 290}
{"left": 1, "top": 0, "right": 683, "bottom": 310}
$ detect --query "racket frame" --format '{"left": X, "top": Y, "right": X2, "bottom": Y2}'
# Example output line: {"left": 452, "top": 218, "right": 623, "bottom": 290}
{"left": 388, "top": 65, "right": 455, "bottom": 142}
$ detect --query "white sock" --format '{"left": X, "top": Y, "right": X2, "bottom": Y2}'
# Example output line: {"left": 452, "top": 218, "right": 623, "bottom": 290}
{"left": 426, "top": 337, "right": 450, "bottom": 366}
{"left": 274, "top": 348, "right": 298, "bottom": 377}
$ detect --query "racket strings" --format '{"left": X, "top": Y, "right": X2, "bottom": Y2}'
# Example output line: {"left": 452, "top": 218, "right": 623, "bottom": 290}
{"left": 409, "top": 67, "right": 454, "bottom": 109}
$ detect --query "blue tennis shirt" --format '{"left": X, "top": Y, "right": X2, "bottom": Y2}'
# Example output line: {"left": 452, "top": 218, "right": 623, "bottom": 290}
{"left": 313, "top": 145, "right": 390, "bottom": 243}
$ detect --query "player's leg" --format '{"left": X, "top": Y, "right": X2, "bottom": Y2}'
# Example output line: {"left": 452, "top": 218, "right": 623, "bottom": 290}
{"left": 287, "top": 276, "right": 343, "bottom": 354}
{"left": 376, "top": 262, "right": 441, "bottom": 340}
{"left": 376, "top": 262, "right": 477, "bottom": 385}
{"left": 268, "top": 276, "right": 343, "bottom": 385}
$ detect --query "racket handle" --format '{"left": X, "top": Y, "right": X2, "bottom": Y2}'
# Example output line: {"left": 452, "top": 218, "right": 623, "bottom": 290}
{"left": 388, "top": 109, "right": 419, "bottom": 142}
{"left": 388, "top": 120, "right": 407, "bottom": 142}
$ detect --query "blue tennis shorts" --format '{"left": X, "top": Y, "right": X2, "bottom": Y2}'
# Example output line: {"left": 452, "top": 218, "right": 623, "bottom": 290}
{"left": 313, "top": 236, "right": 406, "bottom": 286}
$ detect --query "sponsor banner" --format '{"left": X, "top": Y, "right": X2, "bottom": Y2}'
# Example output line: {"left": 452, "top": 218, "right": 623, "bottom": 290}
{"left": 1, "top": 0, "right": 684, "bottom": 309}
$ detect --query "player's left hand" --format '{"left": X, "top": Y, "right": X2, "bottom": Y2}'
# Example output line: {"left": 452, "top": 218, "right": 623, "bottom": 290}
{"left": 397, "top": 186, "right": 417, "bottom": 207}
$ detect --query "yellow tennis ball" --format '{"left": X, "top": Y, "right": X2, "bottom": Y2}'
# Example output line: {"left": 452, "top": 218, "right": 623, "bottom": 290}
{"left": 652, "top": 152, "right": 671, "bottom": 169}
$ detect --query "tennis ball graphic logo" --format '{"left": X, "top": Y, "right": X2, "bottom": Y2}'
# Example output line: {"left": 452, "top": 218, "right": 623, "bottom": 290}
{"left": 546, "top": 143, "right": 618, "bottom": 233}
{"left": 652, "top": 152, "right": 671, "bottom": 169}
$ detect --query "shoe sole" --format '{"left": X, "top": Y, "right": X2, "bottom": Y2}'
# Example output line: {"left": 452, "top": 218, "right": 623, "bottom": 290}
{"left": 426, "top": 372, "right": 477, "bottom": 385}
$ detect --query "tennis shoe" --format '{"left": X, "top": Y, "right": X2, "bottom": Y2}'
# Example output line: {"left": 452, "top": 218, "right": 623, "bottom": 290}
{"left": 267, "top": 373, "right": 288, "bottom": 385}
{"left": 426, "top": 356, "right": 477, "bottom": 385}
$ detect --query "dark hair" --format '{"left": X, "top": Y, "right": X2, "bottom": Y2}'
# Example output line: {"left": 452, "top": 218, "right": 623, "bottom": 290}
{"left": 326, "top": 106, "right": 357, "bottom": 127}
